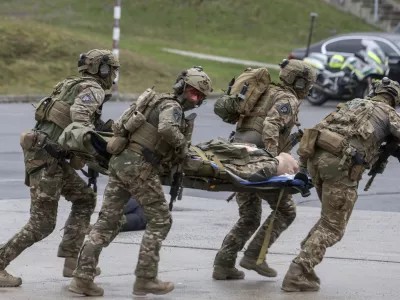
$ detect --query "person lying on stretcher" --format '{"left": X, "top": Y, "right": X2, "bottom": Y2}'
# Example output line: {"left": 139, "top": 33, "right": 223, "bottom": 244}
{"left": 183, "top": 138, "right": 299, "bottom": 181}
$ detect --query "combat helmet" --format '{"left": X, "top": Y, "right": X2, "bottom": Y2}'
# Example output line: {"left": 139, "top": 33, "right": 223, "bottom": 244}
{"left": 173, "top": 66, "right": 213, "bottom": 109}
{"left": 78, "top": 49, "right": 120, "bottom": 89}
{"left": 279, "top": 59, "right": 316, "bottom": 98}
{"left": 369, "top": 77, "right": 400, "bottom": 107}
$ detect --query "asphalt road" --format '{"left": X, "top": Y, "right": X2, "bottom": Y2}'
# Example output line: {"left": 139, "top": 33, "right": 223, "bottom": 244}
{"left": 1, "top": 100, "right": 400, "bottom": 211}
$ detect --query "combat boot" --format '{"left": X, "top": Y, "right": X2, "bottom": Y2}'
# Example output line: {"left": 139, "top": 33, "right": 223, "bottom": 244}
{"left": 0, "top": 270, "right": 22, "bottom": 287}
{"left": 133, "top": 277, "right": 174, "bottom": 296}
{"left": 63, "top": 257, "right": 101, "bottom": 278}
{"left": 212, "top": 265, "right": 245, "bottom": 280}
{"left": 239, "top": 255, "right": 277, "bottom": 277}
{"left": 281, "top": 262, "right": 320, "bottom": 292}
{"left": 68, "top": 277, "right": 104, "bottom": 296}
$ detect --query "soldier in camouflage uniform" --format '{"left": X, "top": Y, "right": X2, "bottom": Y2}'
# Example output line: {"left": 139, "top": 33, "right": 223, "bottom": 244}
{"left": 282, "top": 77, "right": 400, "bottom": 292}
{"left": 0, "top": 49, "right": 120, "bottom": 287}
{"left": 68, "top": 67, "right": 213, "bottom": 297}
{"left": 213, "top": 59, "right": 316, "bottom": 280}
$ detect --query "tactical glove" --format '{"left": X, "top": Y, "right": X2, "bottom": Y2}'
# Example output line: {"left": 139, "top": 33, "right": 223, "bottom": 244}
{"left": 294, "top": 166, "right": 309, "bottom": 184}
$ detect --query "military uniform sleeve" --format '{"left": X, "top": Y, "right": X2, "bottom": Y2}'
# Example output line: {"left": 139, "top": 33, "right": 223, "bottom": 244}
{"left": 70, "top": 86, "right": 105, "bottom": 127}
{"left": 158, "top": 100, "right": 186, "bottom": 148}
{"left": 262, "top": 94, "right": 297, "bottom": 155}
{"left": 388, "top": 109, "right": 400, "bottom": 140}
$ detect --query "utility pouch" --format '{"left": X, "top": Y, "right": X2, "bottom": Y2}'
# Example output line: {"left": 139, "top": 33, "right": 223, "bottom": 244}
{"left": 349, "top": 165, "right": 365, "bottom": 181}
{"left": 106, "top": 136, "right": 129, "bottom": 155}
{"left": 297, "top": 128, "right": 319, "bottom": 159}
{"left": 69, "top": 155, "right": 85, "bottom": 170}
{"left": 316, "top": 129, "right": 345, "bottom": 156}
{"left": 124, "top": 111, "right": 146, "bottom": 133}
{"left": 34, "top": 97, "right": 52, "bottom": 122}
{"left": 20, "top": 131, "right": 38, "bottom": 150}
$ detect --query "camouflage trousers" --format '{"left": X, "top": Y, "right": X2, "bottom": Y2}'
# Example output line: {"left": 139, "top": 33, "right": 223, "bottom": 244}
{"left": 73, "top": 150, "right": 172, "bottom": 280}
{"left": 0, "top": 162, "right": 96, "bottom": 270}
{"left": 293, "top": 149, "right": 358, "bottom": 273}
{"left": 214, "top": 191, "right": 296, "bottom": 267}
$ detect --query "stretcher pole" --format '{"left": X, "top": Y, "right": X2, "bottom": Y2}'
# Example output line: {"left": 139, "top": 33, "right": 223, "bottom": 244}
{"left": 256, "top": 188, "right": 285, "bottom": 265}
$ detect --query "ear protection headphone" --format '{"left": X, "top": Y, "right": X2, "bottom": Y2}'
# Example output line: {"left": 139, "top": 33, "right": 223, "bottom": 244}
{"left": 78, "top": 53, "right": 87, "bottom": 69}
{"left": 293, "top": 68, "right": 309, "bottom": 91}
{"left": 99, "top": 56, "right": 111, "bottom": 79}
{"left": 173, "top": 70, "right": 188, "bottom": 95}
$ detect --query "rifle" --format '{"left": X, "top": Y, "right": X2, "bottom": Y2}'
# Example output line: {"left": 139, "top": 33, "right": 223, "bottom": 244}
{"left": 364, "top": 138, "right": 399, "bottom": 191}
{"left": 168, "top": 112, "right": 197, "bottom": 211}
{"left": 169, "top": 165, "right": 183, "bottom": 211}
{"left": 94, "top": 93, "right": 114, "bottom": 132}
{"left": 81, "top": 167, "right": 100, "bottom": 193}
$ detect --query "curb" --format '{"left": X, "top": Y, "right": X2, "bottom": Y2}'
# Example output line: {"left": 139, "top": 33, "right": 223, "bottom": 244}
{"left": 0, "top": 93, "right": 223, "bottom": 104}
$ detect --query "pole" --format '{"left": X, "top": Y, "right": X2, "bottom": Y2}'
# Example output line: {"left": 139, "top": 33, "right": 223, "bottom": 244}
{"left": 374, "top": 0, "right": 379, "bottom": 23}
{"left": 112, "top": 0, "right": 121, "bottom": 92}
{"left": 305, "top": 12, "right": 318, "bottom": 58}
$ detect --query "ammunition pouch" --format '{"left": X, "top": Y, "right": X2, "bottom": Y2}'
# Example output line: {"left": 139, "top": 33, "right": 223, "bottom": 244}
{"left": 106, "top": 136, "right": 129, "bottom": 155}
{"left": 315, "top": 129, "right": 346, "bottom": 156}
{"left": 34, "top": 97, "right": 72, "bottom": 129}
{"left": 20, "top": 130, "right": 46, "bottom": 151}
{"left": 69, "top": 154, "right": 86, "bottom": 170}
{"left": 124, "top": 111, "right": 146, "bottom": 133}
{"left": 297, "top": 128, "right": 319, "bottom": 160}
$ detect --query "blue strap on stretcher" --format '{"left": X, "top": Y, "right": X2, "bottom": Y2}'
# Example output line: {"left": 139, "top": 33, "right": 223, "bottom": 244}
{"left": 209, "top": 161, "right": 313, "bottom": 189}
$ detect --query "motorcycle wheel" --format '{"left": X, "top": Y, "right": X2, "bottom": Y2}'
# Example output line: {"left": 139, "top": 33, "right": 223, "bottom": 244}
{"left": 306, "top": 89, "right": 329, "bottom": 106}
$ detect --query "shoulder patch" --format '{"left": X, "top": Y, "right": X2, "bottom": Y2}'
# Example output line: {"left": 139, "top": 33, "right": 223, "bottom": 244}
{"left": 277, "top": 103, "right": 291, "bottom": 115}
{"left": 81, "top": 93, "right": 93, "bottom": 103}
{"left": 173, "top": 107, "right": 182, "bottom": 122}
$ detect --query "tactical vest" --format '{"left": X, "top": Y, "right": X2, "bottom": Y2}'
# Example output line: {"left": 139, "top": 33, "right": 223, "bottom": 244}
{"left": 315, "top": 98, "right": 379, "bottom": 163}
{"left": 34, "top": 77, "right": 98, "bottom": 129}
{"left": 126, "top": 93, "right": 186, "bottom": 158}
{"left": 236, "top": 87, "right": 299, "bottom": 152}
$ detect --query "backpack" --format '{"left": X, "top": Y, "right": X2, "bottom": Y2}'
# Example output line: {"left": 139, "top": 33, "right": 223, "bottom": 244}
{"left": 214, "top": 67, "right": 271, "bottom": 124}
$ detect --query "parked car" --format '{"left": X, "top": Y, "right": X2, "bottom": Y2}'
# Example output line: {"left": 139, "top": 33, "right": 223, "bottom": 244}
{"left": 288, "top": 32, "right": 400, "bottom": 82}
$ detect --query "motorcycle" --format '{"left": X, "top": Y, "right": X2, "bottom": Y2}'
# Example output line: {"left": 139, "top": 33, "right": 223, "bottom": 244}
{"left": 304, "top": 40, "right": 390, "bottom": 106}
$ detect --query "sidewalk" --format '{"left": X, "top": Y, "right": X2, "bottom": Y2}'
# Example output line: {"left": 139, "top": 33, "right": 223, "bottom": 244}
{"left": 0, "top": 194, "right": 399, "bottom": 300}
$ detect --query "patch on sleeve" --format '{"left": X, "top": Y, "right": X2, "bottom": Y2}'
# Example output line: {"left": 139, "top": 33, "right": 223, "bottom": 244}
{"left": 277, "top": 103, "right": 291, "bottom": 115}
{"left": 81, "top": 94, "right": 93, "bottom": 103}
{"left": 173, "top": 107, "right": 182, "bottom": 122}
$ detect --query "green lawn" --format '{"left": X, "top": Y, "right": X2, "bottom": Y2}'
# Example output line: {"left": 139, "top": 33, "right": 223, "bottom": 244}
{"left": 1, "top": 0, "right": 380, "bottom": 94}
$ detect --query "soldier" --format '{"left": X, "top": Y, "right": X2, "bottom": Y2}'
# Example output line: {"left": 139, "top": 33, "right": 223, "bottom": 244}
{"left": 213, "top": 59, "right": 316, "bottom": 280}
{"left": 0, "top": 49, "right": 120, "bottom": 287}
{"left": 68, "top": 67, "right": 213, "bottom": 296}
{"left": 281, "top": 77, "right": 400, "bottom": 292}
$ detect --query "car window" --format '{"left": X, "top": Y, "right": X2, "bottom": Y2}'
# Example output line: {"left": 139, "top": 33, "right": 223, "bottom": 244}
{"left": 375, "top": 41, "right": 398, "bottom": 56}
{"left": 325, "top": 39, "right": 363, "bottom": 53}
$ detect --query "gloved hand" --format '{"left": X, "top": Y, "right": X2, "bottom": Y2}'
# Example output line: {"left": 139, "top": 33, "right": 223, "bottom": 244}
{"left": 248, "top": 169, "right": 269, "bottom": 182}
{"left": 294, "top": 166, "right": 309, "bottom": 183}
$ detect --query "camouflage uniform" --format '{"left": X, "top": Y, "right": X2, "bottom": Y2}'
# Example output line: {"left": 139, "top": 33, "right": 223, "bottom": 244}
{"left": 69, "top": 67, "right": 213, "bottom": 297}
{"left": 0, "top": 49, "right": 120, "bottom": 287}
{"left": 282, "top": 78, "right": 400, "bottom": 292}
{"left": 213, "top": 59, "right": 316, "bottom": 280}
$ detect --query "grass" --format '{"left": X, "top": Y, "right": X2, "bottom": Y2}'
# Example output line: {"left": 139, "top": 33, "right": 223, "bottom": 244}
{"left": 1, "top": 0, "right": 380, "bottom": 94}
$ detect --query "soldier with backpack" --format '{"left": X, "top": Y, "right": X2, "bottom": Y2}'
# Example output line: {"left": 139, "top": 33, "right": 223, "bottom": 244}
{"left": 212, "top": 59, "right": 316, "bottom": 280}
{"left": 68, "top": 67, "right": 213, "bottom": 297}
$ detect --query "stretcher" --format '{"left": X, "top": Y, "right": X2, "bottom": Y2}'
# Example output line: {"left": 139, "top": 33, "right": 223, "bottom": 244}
{"left": 161, "top": 158, "right": 313, "bottom": 198}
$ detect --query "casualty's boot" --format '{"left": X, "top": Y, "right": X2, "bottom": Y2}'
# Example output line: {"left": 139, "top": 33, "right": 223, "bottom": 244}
{"left": 239, "top": 255, "right": 277, "bottom": 277}
{"left": 212, "top": 265, "right": 245, "bottom": 280}
{"left": 133, "top": 277, "right": 174, "bottom": 296}
{"left": 63, "top": 257, "right": 101, "bottom": 278}
{"left": 281, "top": 262, "right": 320, "bottom": 292}
{"left": 0, "top": 270, "right": 22, "bottom": 287}
{"left": 68, "top": 277, "right": 104, "bottom": 296}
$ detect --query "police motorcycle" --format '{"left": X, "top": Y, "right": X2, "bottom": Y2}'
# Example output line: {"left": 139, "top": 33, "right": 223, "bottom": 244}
{"left": 304, "top": 40, "right": 390, "bottom": 106}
